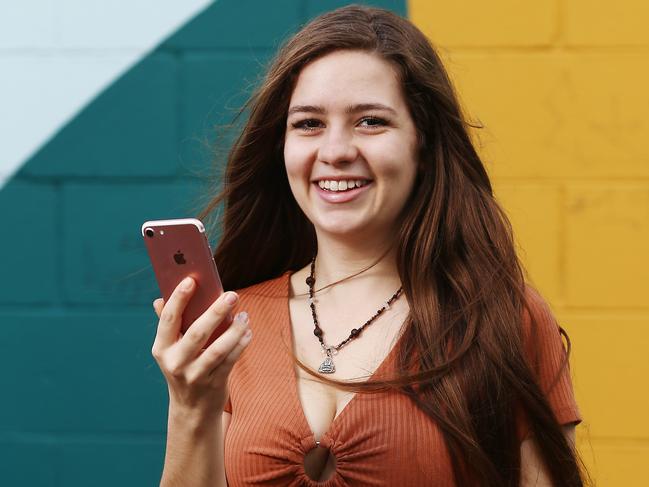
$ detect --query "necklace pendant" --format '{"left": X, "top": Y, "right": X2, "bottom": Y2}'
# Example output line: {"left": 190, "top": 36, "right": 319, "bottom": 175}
{"left": 307, "top": 256, "right": 403, "bottom": 376}
{"left": 318, "top": 354, "right": 336, "bottom": 374}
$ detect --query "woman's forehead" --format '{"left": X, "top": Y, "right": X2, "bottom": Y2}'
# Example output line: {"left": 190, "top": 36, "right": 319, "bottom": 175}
{"left": 288, "top": 50, "right": 404, "bottom": 110}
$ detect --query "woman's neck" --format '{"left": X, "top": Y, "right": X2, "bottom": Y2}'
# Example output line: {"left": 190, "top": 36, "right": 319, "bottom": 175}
{"left": 311, "top": 231, "right": 400, "bottom": 290}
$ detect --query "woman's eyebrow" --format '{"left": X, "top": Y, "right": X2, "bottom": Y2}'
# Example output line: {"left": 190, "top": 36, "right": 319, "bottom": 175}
{"left": 287, "top": 103, "right": 397, "bottom": 116}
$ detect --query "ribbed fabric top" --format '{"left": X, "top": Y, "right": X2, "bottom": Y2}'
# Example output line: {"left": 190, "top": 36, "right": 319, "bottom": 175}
{"left": 223, "top": 272, "right": 581, "bottom": 486}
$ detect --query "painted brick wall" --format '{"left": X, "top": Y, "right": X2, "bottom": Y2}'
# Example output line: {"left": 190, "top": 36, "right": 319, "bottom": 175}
{"left": 5, "top": 0, "right": 639, "bottom": 485}
{"left": 0, "top": 1, "right": 406, "bottom": 486}
{"left": 0, "top": 0, "right": 213, "bottom": 184}
{"left": 409, "top": 1, "right": 649, "bottom": 485}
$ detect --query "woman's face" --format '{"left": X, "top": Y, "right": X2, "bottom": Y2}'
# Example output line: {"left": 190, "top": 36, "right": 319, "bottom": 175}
{"left": 284, "top": 49, "right": 419, "bottom": 243}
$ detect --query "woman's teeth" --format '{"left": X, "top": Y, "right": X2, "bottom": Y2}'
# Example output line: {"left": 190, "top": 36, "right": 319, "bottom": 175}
{"left": 318, "top": 179, "right": 368, "bottom": 192}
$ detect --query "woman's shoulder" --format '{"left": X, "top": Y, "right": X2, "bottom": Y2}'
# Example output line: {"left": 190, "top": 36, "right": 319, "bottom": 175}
{"left": 234, "top": 271, "right": 291, "bottom": 307}
{"left": 231, "top": 272, "right": 291, "bottom": 341}
{"left": 517, "top": 284, "right": 582, "bottom": 434}
{"left": 521, "top": 284, "right": 560, "bottom": 335}
{"left": 519, "top": 283, "right": 570, "bottom": 377}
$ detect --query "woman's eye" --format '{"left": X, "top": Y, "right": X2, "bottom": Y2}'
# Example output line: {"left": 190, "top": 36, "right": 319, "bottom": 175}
{"left": 290, "top": 116, "right": 387, "bottom": 132}
{"left": 292, "top": 119, "right": 323, "bottom": 131}
{"left": 358, "top": 116, "right": 387, "bottom": 128}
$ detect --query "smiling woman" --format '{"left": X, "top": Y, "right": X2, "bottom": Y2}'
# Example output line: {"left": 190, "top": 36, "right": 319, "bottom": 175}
{"left": 152, "top": 5, "right": 587, "bottom": 487}
{"left": 284, "top": 50, "right": 419, "bottom": 241}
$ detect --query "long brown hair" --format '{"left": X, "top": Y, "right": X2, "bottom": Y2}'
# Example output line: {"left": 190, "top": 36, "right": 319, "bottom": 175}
{"left": 199, "top": 5, "right": 587, "bottom": 486}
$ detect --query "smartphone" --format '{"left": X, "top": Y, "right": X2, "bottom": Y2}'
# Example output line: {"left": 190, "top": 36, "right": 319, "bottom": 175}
{"left": 141, "top": 218, "right": 231, "bottom": 346}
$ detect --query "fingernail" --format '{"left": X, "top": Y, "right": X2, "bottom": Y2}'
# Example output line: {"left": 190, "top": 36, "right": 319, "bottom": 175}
{"left": 241, "top": 328, "right": 253, "bottom": 343}
{"left": 235, "top": 311, "right": 249, "bottom": 325}
{"left": 224, "top": 292, "right": 238, "bottom": 305}
{"left": 181, "top": 277, "right": 194, "bottom": 290}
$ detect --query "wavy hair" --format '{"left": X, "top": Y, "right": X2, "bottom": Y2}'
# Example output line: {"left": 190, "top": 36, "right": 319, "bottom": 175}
{"left": 199, "top": 5, "right": 587, "bottom": 486}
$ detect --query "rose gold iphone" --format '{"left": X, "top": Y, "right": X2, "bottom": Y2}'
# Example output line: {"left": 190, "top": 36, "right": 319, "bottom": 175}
{"left": 141, "top": 218, "right": 230, "bottom": 346}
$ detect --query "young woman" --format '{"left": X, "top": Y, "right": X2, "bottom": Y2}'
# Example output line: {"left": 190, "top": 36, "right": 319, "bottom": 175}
{"left": 151, "top": 5, "right": 586, "bottom": 486}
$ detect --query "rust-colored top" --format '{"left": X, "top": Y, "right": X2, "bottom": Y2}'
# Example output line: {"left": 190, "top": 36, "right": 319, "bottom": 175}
{"left": 223, "top": 272, "right": 582, "bottom": 486}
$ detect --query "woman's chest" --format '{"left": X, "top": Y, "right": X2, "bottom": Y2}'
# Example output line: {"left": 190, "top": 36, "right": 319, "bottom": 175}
{"left": 224, "top": 299, "right": 456, "bottom": 485}
{"left": 224, "top": 285, "right": 457, "bottom": 485}
{"left": 287, "top": 295, "right": 408, "bottom": 443}
{"left": 225, "top": 367, "right": 456, "bottom": 486}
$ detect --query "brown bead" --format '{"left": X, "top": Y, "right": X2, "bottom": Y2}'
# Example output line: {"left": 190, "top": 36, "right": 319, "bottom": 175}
{"left": 306, "top": 258, "right": 403, "bottom": 363}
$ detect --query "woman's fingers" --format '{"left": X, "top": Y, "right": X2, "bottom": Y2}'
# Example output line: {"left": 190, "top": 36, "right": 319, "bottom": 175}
{"left": 176, "top": 290, "right": 240, "bottom": 357}
{"left": 189, "top": 311, "right": 252, "bottom": 382}
{"left": 208, "top": 320, "right": 253, "bottom": 384}
{"left": 151, "top": 283, "right": 249, "bottom": 388}
{"left": 153, "top": 298, "right": 165, "bottom": 318}
{"left": 152, "top": 277, "right": 196, "bottom": 352}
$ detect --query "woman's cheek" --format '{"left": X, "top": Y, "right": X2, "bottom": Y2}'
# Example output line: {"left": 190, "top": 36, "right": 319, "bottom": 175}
{"left": 283, "top": 147, "right": 309, "bottom": 204}
{"left": 284, "top": 135, "right": 303, "bottom": 163}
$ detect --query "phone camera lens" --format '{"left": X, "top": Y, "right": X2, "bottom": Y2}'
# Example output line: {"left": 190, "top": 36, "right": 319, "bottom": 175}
{"left": 145, "top": 228, "right": 155, "bottom": 238}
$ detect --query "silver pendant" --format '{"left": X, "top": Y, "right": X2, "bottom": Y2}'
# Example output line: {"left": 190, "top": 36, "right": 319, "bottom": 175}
{"left": 318, "top": 355, "right": 336, "bottom": 374}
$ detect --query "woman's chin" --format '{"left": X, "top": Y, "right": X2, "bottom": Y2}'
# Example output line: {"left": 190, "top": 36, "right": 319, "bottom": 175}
{"left": 314, "top": 220, "right": 374, "bottom": 240}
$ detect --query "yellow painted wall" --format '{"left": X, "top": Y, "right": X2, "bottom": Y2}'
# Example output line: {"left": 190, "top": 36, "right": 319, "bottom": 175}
{"left": 409, "top": 1, "right": 649, "bottom": 485}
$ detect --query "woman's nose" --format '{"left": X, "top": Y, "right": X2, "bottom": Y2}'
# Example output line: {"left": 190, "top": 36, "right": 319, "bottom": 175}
{"left": 317, "top": 128, "right": 359, "bottom": 166}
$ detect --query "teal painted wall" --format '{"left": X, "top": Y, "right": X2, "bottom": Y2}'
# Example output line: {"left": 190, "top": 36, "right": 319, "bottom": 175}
{"left": 0, "top": 1, "right": 406, "bottom": 485}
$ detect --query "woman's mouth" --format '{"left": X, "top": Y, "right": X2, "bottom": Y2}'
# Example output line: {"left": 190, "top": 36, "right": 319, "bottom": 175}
{"left": 317, "top": 179, "right": 370, "bottom": 192}
{"left": 313, "top": 179, "right": 372, "bottom": 203}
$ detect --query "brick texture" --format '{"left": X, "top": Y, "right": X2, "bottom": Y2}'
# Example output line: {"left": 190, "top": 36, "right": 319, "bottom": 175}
{"left": 0, "top": 441, "right": 58, "bottom": 486}
{"left": 306, "top": 0, "right": 406, "bottom": 19}
{"left": 0, "top": 0, "right": 56, "bottom": 48}
{"left": 22, "top": 53, "right": 179, "bottom": 178}
{"left": 0, "top": 311, "right": 165, "bottom": 433}
{"left": 493, "top": 183, "right": 562, "bottom": 303}
{"left": 163, "top": 0, "right": 301, "bottom": 49}
{"left": 179, "top": 53, "right": 268, "bottom": 175}
{"left": 0, "top": 179, "right": 59, "bottom": 304}
{"left": 565, "top": 185, "right": 649, "bottom": 308}
{"left": 60, "top": 440, "right": 164, "bottom": 486}
{"left": 564, "top": 313, "right": 649, "bottom": 438}
{"left": 8, "top": 0, "right": 645, "bottom": 485}
{"left": 410, "top": 0, "right": 557, "bottom": 47}
{"left": 564, "top": 0, "right": 649, "bottom": 46}
{"left": 410, "top": 2, "right": 649, "bottom": 484}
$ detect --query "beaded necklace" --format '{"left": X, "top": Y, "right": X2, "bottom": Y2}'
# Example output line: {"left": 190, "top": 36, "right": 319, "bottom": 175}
{"left": 306, "top": 256, "right": 403, "bottom": 374}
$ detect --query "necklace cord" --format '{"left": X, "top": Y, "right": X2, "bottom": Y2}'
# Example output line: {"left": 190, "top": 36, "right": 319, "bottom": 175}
{"left": 307, "top": 255, "right": 403, "bottom": 374}
{"left": 294, "top": 244, "right": 394, "bottom": 297}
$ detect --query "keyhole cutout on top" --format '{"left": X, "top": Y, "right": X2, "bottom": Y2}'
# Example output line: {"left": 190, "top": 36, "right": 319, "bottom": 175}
{"left": 303, "top": 443, "right": 337, "bottom": 482}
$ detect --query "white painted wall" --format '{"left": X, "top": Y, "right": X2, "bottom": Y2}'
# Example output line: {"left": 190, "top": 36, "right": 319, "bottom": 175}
{"left": 0, "top": 0, "right": 213, "bottom": 187}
